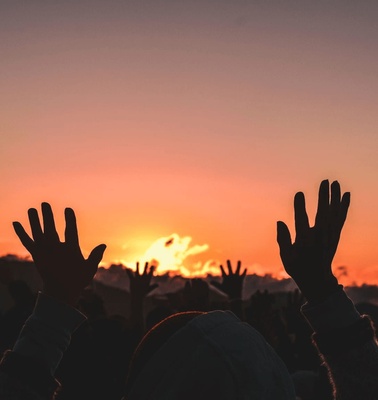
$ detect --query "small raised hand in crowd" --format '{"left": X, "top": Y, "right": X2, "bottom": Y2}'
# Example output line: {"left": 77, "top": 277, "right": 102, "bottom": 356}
{"left": 126, "top": 262, "right": 159, "bottom": 300}
{"left": 126, "top": 262, "right": 158, "bottom": 336}
{"left": 211, "top": 260, "right": 247, "bottom": 318}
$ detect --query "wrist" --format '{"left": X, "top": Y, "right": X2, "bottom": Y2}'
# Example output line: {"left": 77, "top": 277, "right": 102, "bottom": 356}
{"left": 13, "top": 292, "right": 86, "bottom": 375}
{"left": 297, "top": 278, "right": 339, "bottom": 304}
{"left": 301, "top": 287, "right": 360, "bottom": 333}
{"left": 42, "top": 286, "right": 80, "bottom": 307}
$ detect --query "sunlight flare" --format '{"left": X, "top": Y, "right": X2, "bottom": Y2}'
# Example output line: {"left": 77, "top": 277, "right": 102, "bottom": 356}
{"left": 123, "top": 233, "right": 220, "bottom": 277}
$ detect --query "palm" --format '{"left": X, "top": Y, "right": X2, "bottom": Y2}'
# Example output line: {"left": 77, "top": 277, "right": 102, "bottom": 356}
{"left": 126, "top": 262, "right": 158, "bottom": 299}
{"left": 211, "top": 260, "right": 247, "bottom": 299}
{"left": 33, "top": 241, "right": 93, "bottom": 291}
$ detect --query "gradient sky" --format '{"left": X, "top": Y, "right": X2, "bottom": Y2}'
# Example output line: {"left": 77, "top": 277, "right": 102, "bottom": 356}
{"left": 1, "top": 1, "right": 378, "bottom": 284}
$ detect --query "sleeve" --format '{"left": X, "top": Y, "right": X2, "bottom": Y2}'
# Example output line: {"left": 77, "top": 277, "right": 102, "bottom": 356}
{"left": 301, "top": 287, "right": 378, "bottom": 400}
{"left": 0, "top": 292, "right": 86, "bottom": 400}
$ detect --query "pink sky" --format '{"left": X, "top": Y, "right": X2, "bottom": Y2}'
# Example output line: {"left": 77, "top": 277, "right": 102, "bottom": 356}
{"left": 1, "top": 1, "right": 378, "bottom": 284}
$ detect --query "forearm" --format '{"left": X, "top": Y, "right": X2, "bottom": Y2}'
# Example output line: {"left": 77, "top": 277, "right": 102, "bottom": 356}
{"left": 130, "top": 295, "right": 145, "bottom": 337}
{"left": 302, "top": 288, "right": 378, "bottom": 400}
{"left": 0, "top": 292, "right": 86, "bottom": 400}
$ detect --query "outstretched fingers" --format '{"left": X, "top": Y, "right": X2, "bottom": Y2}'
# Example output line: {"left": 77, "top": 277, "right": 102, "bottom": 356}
{"left": 226, "top": 259, "right": 233, "bottom": 275}
{"left": 28, "top": 208, "right": 43, "bottom": 241}
{"left": 64, "top": 208, "right": 80, "bottom": 248}
{"left": 41, "top": 202, "right": 60, "bottom": 242}
{"left": 148, "top": 264, "right": 155, "bottom": 277}
{"left": 143, "top": 262, "right": 149, "bottom": 275}
{"left": 294, "top": 192, "right": 309, "bottom": 241}
{"left": 338, "top": 192, "right": 350, "bottom": 231}
{"left": 87, "top": 244, "right": 106, "bottom": 274}
{"left": 13, "top": 222, "right": 35, "bottom": 253}
{"left": 329, "top": 181, "right": 350, "bottom": 239}
{"left": 223, "top": 260, "right": 246, "bottom": 276}
{"left": 235, "top": 260, "right": 241, "bottom": 275}
{"left": 330, "top": 181, "right": 341, "bottom": 211}
{"left": 277, "top": 221, "right": 292, "bottom": 266}
{"left": 315, "top": 180, "right": 330, "bottom": 228}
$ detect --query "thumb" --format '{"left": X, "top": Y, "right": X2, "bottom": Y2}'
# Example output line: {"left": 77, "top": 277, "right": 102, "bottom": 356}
{"left": 88, "top": 244, "right": 107, "bottom": 267}
{"left": 276, "top": 221, "right": 292, "bottom": 248}
{"left": 276, "top": 221, "right": 292, "bottom": 265}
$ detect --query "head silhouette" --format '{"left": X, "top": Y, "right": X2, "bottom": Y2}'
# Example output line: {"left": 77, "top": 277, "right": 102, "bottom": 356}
{"left": 125, "top": 310, "right": 295, "bottom": 400}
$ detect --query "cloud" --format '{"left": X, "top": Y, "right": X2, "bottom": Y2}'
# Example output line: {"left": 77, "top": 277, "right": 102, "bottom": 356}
{"left": 136, "top": 233, "right": 213, "bottom": 276}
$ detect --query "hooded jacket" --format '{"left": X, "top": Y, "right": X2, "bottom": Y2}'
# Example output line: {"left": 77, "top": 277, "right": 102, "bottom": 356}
{"left": 126, "top": 310, "right": 296, "bottom": 400}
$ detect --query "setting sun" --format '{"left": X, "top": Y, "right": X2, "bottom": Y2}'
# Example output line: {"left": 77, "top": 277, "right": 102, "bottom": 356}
{"left": 120, "top": 233, "right": 222, "bottom": 277}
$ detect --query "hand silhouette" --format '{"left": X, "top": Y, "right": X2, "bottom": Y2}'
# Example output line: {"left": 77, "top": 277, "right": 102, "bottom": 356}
{"left": 13, "top": 202, "right": 106, "bottom": 306}
{"left": 126, "top": 262, "right": 158, "bottom": 299}
{"left": 277, "top": 180, "right": 350, "bottom": 302}
{"left": 211, "top": 260, "right": 247, "bottom": 300}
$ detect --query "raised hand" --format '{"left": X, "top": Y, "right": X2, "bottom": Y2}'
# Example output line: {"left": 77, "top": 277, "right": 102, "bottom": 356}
{"left": 126, "top": 262, "right": 158, "bottom": 299}
{"left": 211, "top": 260, "right": 247, "bottom": 300}
{"left": 277, "top": 180, "right": 350, "bottom": 302}
{"left": 13, "top": 202, "right": 106, "bottom": 306}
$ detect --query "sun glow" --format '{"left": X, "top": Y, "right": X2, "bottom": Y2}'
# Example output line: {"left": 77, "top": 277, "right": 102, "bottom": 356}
{"left": 122, "top": 233, "right": 221, "bottom": 277}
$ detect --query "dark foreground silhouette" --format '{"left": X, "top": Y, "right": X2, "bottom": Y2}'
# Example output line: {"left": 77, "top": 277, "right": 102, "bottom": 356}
{"left": 0, "top": 180, "right": 377, "bottom": 399}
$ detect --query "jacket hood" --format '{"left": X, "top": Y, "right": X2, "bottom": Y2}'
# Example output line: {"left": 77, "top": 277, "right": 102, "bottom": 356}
{"left": 127, "top": 310, "right": 296, "bottom": 400}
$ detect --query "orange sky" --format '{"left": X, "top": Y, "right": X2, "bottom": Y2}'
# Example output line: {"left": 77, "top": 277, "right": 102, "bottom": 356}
{"left": 1, "top": 1, "right": 378, "bottom": 285}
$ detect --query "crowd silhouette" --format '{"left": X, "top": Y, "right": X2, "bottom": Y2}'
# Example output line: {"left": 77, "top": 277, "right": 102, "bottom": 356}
{"left": 0, "top": 179, "right": 377, "bottom": 399}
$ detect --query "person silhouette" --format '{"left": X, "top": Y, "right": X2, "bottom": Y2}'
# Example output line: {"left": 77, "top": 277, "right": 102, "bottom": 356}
{"left": 277, "top": 180, "right": 378, "bottom": 399}
{"left": 0, "top": 203, "right": 105, "bottom": 399}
